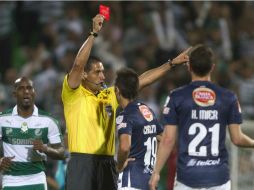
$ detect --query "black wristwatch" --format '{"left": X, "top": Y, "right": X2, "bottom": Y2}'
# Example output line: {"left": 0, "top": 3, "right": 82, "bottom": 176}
{"left": 90, "top": 31, "right": 98, "bottom": 37}
{"left": 168, "top": 59, "right": 176, "bottom": 68}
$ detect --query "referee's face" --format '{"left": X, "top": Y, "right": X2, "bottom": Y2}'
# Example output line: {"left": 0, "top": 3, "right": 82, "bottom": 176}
{"left": 85, "top": 62, "right": 105, "bottom": 92}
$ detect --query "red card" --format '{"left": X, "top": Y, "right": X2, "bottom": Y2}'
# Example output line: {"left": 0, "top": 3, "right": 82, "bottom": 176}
{"left": 99, "top": 5, "right": 110, "bottom": 21}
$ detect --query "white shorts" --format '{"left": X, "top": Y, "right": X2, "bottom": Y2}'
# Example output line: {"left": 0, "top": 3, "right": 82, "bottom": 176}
{"left": 3, "top": 172, "right": 47, "bottom": 190}
{"left": 174, "top": 180, "right": 231, "bottom": 190}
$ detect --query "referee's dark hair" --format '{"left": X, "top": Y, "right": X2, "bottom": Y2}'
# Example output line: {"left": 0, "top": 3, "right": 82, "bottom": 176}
{"left": 115, "top": 68, "right": 139, "bottom": 100}
{"left": 84, "top": 56, "right": 102, "bottom": 72}
{"left": 189, "top": 44, "right": 214, "bottom": 77}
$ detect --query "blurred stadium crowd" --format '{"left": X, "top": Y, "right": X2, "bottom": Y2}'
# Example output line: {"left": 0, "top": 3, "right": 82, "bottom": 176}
{"left": 1, "top": 1, "right": 254, "bottom": 189}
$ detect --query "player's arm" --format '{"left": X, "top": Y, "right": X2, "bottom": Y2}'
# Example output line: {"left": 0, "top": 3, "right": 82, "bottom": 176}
{"left": 0, "top": 122, "right": 15, "bottom": 171}
{"left": 228, "top": 124, "right": 254, "bottom": 147}
{"left": 0, "top": 156, "right": 15, "bottom": 171}
{"left": 156, "top": 133, "right": 163, "bottom": 151}
{"left": 138, "top": 48, "right": 190, "bottom": 90}
{"left": 33, "top": 140, "right": 65, "bottom": 160}
{"left": 156, "top": 133, "right": 163, "bottom": 142}
{"left": 149, "top": 125, "right": 177, "bottom": 190}
{"left": 33, "top": 117, "right": 66, "bottom": 160}
{"left": 67, "top": 14, "right": 104, "bottom": 89}
{"left": 116, "top": 134, "right": 133, "bottom": 172}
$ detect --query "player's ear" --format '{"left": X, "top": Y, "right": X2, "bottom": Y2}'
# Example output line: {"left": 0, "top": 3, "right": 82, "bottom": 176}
{"left": 115, "top": 86, "right": 122, "bottom": 98}
{"left": 210, "top": 64, "right": 215, "bottom": 73}
{"left": 187, "top": 62, "right": 191, "bottom": 72}
{"left": 114, "top": 86, "right": 119, "bottom": 94}
{"left": 114, "top": 86, "right": 122, "bottom": 102}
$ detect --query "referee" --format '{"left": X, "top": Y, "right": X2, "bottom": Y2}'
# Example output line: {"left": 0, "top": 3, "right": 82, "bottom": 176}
{"left": 62, "top": 14, "right": 190, "bottom": 190}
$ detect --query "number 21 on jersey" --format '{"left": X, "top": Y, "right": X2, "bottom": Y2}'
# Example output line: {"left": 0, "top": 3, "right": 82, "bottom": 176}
{"left": 188, "top": 123, "right": 220, "bottom": 157}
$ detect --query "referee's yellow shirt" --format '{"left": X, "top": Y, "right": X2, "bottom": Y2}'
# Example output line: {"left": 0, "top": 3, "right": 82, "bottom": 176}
{"left": 62, "top": 76, "right": 118, "bottom": 155}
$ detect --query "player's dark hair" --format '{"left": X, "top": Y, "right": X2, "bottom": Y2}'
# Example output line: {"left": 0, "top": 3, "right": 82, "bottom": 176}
{"left": 115, "top": 68, "right": 139, "bottom": 100}
{"left": 84, "top": 56, "right": 102, "bottom": 72}
{"left": 14, "top": 77, "right": 33, "bottom": 89}
{"left": 189, "top": 44, "right": 214, "bottom": 77}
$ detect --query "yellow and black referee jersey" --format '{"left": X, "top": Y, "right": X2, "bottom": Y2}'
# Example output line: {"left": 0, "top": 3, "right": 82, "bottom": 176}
{"left": 62, "top": 75, "right": 118, "bottom": 156}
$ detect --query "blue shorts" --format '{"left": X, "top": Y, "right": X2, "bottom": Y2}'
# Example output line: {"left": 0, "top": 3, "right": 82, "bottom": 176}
{"left": 118, "top": 163, "right": 151, "bottom": 190}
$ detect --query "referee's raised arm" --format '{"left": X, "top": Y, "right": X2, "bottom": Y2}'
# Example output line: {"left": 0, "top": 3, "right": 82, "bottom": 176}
{"left": 67, "top": 14, "right": 104, "bottom": 89}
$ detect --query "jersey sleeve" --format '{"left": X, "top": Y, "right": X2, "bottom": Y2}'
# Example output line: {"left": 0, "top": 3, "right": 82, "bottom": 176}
{"left": 116, "top": 114, "right": 133, "bottom": 136}
{"left": 228, "top": 94, "right": 242, "bottom": 124}
{"left": 61, "top": 75, "right": 81, "bottom": 104}
{"left": 162, "top": 93, "right": 178, "bottom": 125}
{"left": 47, "top": 118, "right": 62, "bottom": 144}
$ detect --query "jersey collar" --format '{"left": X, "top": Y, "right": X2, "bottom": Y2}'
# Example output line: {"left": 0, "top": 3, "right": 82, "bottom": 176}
{"left": 12, "top": 105, "right": 39, "bottom": 116}
{"left": 191, "top": 80, "right": 212, "bottom": 86}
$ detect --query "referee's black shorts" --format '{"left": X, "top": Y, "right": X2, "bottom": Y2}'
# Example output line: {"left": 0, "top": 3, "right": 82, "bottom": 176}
{"left": 65, "top": 153, "right": 117, "bottom": 190}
